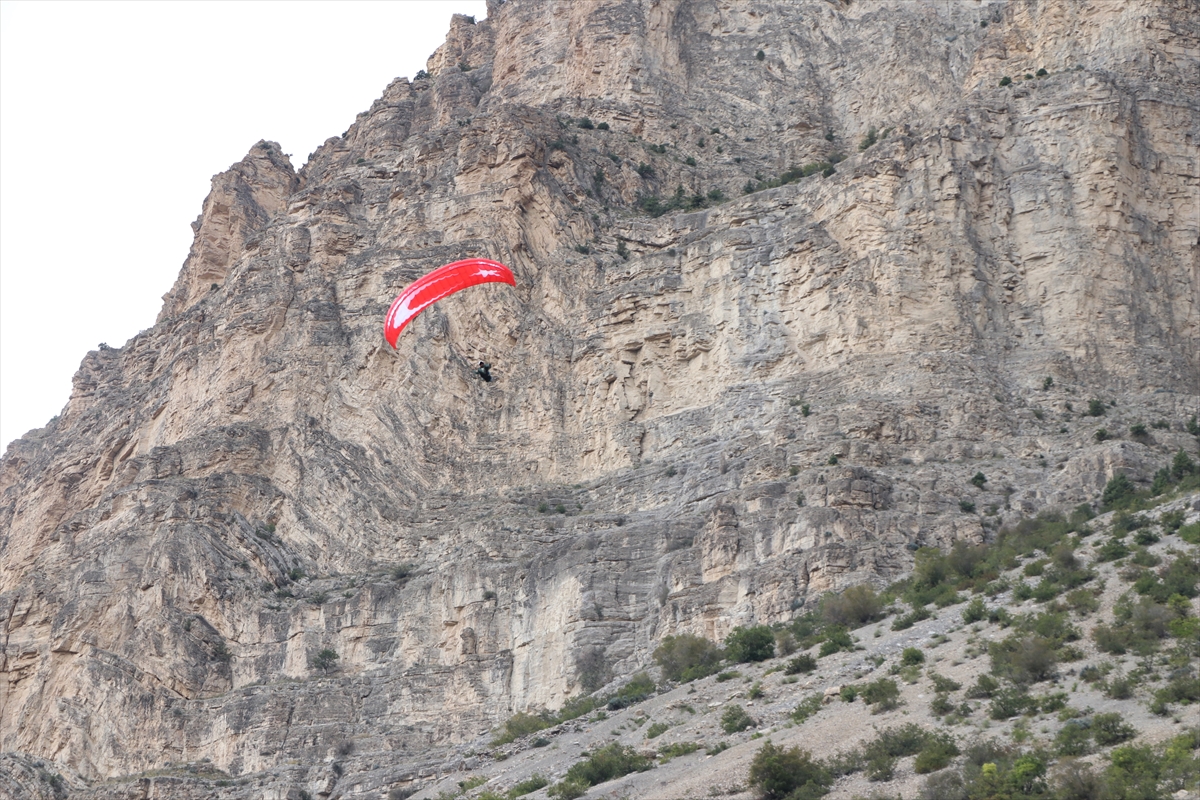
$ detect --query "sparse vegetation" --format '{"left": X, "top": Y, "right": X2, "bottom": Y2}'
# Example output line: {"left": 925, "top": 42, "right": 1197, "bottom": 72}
{"left": 742, "top": 160, "right": 841, "bottom": 195}
{"left": 785, "top": 653, "right": 818, "bottom": 675}
{"left": 725, "top": 625, "right": 776, "bottom": 663}
{"left": 721, "top": 704, "right": 756, "bottom": 733}
{"left": 508, "top": 774, "right": 549, "bottom": 797}
{"left": 748, "top": 742, "right": 831, "bottom": 799}
{"left": 549, "top": 743, "right": 653, "bottom": 797}
{"left": 820, "top": 584, "right": 885, "bottom": 628}
{"left": 309, "top": 648, "right": 339, "bottom": 674}
{"left": 645, "top": 721, "right": 670, "bottom": 739}
{"left": 653, "top": 633, "right": 724, "bottom": 682}
{"left": 859, "top": 678, "right": 902, "bottom": 712}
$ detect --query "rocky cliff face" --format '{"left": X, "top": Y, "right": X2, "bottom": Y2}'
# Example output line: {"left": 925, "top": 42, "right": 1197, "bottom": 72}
{"left": 2, "top": 0, "right": 1197, "bottom": 796}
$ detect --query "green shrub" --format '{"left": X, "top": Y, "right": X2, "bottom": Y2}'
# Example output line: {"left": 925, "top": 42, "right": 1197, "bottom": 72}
{"left": 508, "top": 774, "right": 549, "bottom": 797}
{"left": 840, "top": 684, "right": 859, "bottom": 702}
{"left": 1055, "top": 720, "right": 1093, "bottom": 755}
{"left": 963, "top": 596, "right": 988, "bottom": 623}
{"left": 820, "top": 584, "right": 884, "bottom": 628}
{"left": 645, "top": 721, "right": 669, "bottom": 739}
{"left": 860, "top": 678, "right": 901, "bottom": 712}
{"left": 705, "top": 741, "right": 730, "bottom": 756}
{"left": 725, "top": 625, "right": 776, "bottom": 662}
{"left": 606, "top": 672, "right": 655, "bottom": 709}
{"left": 1160, "top": 509, "right": 1185, "bottom": 532}
{"left": 1064, "top": 587, "right": 1100, "bottom": 615}
{"left": 863, "top": 724, "right": 933, "bottom": 772}
{"left": 653, "top": 634, "right": 724, "bottom": 682}
{"left": 778, "top": 627, "right": 799, "bottom": 655}
{"left": 1100, "top": 744, "right": 1163, "bottom": 798}
{"left": 1096, "top": 537, "right": 1130, "bottom": 562}
{"left": 721, "top": 704, "right": 756, "bottom": 733}
{"left": 1105, "top": 674, "right": 1133, "bottom": 699}
{"left": 966, "top": 674, "right": 1000, "bottom": 698}
{"left": 892, "top": 604, "right": 932, "bottom": 631}
{"left": 1171, "top": 448, "right": 1197, "bottom": 479}
{"left": 1136, "top": 552, "right": 1200, "bottom": 601}
{"left": 657, "top": 742, "right": 700, "bottom": 762}
{"left": 865, "top": 753, "right": 895, "bottom": 782}
{"left": 1150, "top": 669, "right": 1199, "bottom": 714}
{"left": 1038, "top": 692, "right": 1067, "bottom": 713}
{"left": 1102, "top": 474, "right": 1136, "bottom": 510}
{"left": 556, "top": 694, "right": 599, "bottom": 723}
{"left": 1092, "top": 712, "right": 1136, "bottom": 746}
{"left": 929, "top": 672, "right": 962, "bottom": 692}
{"left": 747, "top": 742, "right": 832, "bottom": 800}
{"left": 989, "top": 687, "right": 1037, "bottom": 720}
{"left": 493, "top": 712, "right": 553, "bottom": 745}
{"left": 930, "top": 693, "right": 955, "bottom": 716}
{"left": 914, "top": 733, "right": 961, "bottom": 773}
{"left": 999, "top": 76, "right": 1012, "bottom": 86}
{"left": 547, "top": 779, "right": 587, "bottom": 799}
{"left": 1094, "top": 595, "right": 1174, "bottom": 655}
{"left": 785, "top": 654, "right": 817, "bottom": 675}
{"left": 791, "top": 693, "right": 823, "bottom": 723}
{"left": 990, "top": 635, "right": 1058, "bottom": 684}
{"left": 1113, "top": 511, "right": 1151, "bottom": 534}
{"left": 818, "top": 626, "right": 854, "bottom": 657}
{"left": 561, "top": 743, "right": 653, "bottom": 788}
{"left": 309, "top": 648, "right": 339, "bottom": 673}
{"left": 901, "top": 647, "right": 926, "bottom": 666}
{"left": 971, "top": 471, "right": 987, "bottom": 488}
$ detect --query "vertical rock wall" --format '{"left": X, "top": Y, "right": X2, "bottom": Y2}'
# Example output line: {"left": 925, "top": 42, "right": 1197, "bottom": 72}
{"left": 1, "top": 0, "right": 1197, "bottom": 789}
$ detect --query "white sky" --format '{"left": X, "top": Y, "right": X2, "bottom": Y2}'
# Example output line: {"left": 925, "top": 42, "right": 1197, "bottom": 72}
{"left": 0, "top": 0, "right": 488, "bottom": 450}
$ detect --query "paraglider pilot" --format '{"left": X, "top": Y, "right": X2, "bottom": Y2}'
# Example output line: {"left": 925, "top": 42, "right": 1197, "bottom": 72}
{"left": 475, "top": 361, "right": 493, "bottom": 382}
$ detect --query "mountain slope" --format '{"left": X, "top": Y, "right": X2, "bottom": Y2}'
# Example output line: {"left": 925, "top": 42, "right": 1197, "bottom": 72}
{"left": 1, "top": 0, "right": 1197, "bottom": 795}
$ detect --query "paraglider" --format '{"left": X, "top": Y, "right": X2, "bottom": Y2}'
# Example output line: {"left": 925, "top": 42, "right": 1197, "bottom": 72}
{"left": 383, "top": 258, "right": 516, "bottom": 349}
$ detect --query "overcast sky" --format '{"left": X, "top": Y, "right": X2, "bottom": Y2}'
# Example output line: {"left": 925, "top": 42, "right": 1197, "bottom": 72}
{"left": 0, "top": 0, "right": 488, "bottom": 450}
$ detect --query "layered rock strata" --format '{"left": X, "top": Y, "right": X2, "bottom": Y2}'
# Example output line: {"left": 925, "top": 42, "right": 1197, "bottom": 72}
{"left": 1, "top": 0, "right": 1197, "bottom": 795}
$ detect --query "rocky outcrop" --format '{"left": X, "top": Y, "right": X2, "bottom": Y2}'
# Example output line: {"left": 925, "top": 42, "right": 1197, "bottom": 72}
{"left": 157, "top": 141, "right": 299, "bottom": 321}
{"left": 1, "top": 0, "right": 1197, "bottom": 795}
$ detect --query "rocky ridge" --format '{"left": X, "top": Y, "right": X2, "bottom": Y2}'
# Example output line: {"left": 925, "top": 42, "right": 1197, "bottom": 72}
{"left": 1, "top": 0, "right": 1198, "bottom": 796}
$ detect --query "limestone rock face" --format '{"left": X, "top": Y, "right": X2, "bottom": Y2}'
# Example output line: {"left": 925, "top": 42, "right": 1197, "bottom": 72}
{"left": 2, "top": 0, "right": 1198, "bottom": 796}
{"left": 158, "top": 141, "right": 299, "bottom": 321}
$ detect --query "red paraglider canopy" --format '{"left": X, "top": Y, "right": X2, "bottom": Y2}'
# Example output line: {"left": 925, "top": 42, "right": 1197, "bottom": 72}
{"left": 384, "top": 258, "right": 515, "bottom": 348}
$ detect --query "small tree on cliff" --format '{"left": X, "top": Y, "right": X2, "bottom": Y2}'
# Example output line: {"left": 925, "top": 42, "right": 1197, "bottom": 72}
{"left": 310, "top": 648, "right": 339, "bottom": 674}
